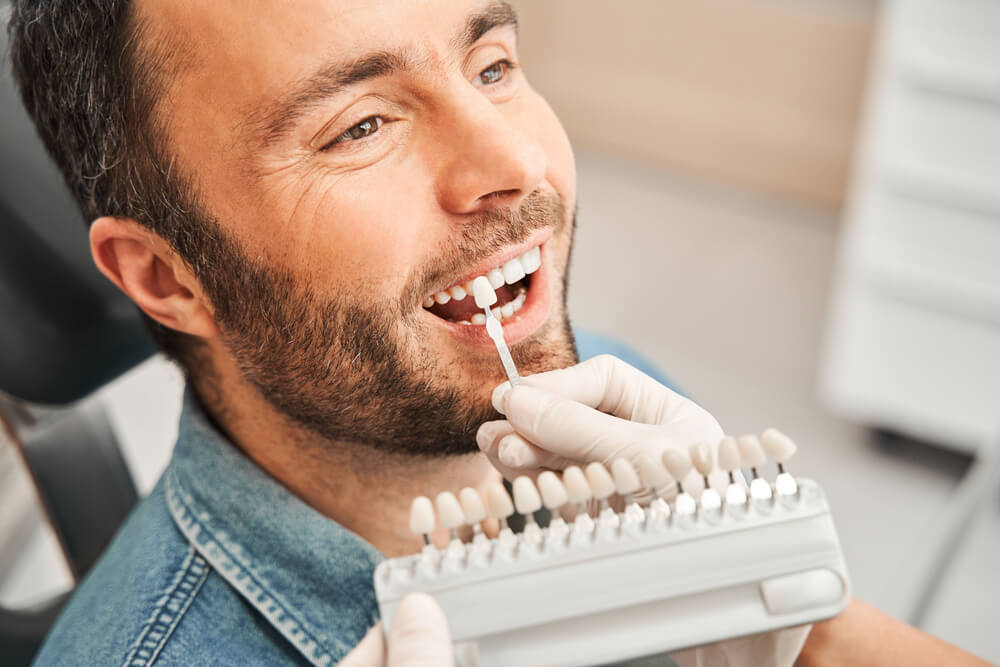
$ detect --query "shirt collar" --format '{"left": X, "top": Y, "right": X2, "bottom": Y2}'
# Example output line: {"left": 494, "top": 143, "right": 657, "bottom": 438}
{"left": 165, "top": 390, "right": 383, "bottom": 666}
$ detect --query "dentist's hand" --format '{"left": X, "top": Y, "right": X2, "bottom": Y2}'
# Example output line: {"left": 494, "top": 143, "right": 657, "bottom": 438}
{"left": 477, "top": 354, "right": 723, "bottom": 478}
{"left": 477, "top": 354, "right": 809, "bottom": 667}
{"left": 338, "top": 593, "right": 453, "bottom": 667}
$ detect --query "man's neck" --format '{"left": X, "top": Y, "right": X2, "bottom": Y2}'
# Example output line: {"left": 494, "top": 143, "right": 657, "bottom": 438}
{"left": 193, "top": 362, "right": 501, "bottom": 557}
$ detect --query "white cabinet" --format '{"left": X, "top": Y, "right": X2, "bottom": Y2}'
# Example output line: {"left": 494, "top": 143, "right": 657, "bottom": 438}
{"left": 824, "top": 0, "right": 1000, "bottom": 452}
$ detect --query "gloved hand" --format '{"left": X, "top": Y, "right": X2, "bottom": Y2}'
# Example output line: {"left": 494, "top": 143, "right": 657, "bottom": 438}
{"left": 338, "top": 593, "right": 453, "bottom": 667}
{"left": 476, "top": 354, "right": 811, "bottom": 667}
{"left": 477, "top": 353, "right": 724, "bottom": 482}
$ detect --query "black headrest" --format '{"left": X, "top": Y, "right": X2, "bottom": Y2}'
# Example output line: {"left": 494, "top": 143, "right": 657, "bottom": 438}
{"left": 0, "top": 9, "right": 155, "bottom": 405}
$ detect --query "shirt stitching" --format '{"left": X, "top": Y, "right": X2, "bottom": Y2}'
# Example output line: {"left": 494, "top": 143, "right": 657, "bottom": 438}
{"left": 165, "top": 466, "right": 337, "bottom": 666}
{"left": 121, "top": 545, "right": 210, "bottom": 667}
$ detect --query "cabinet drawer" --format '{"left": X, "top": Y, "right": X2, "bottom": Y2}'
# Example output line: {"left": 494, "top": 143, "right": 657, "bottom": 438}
{"left": 824, "top": 285, "right": 1000, "bottom": 451}
{"left": 892, "top": 0, "right": 1000, "bottom": 97}
{"left": 876, "top": 82, "right": 1000, "bottom": 205}
{"left": 848, "top": 191, "right": 1000, "bottom": 321}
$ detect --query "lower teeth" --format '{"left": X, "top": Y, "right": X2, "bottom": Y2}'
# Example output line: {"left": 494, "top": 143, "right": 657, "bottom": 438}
{"left": 456, "top": 286, "right": 527, "bottom": 325}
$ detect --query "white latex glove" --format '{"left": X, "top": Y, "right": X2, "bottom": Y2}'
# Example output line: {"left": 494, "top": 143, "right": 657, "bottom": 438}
{"left": 338, "top": 593, "right": 453, "bottom": 667}
{"left": 476, "top": 354, "right": 724, "bottom": 482}
{"left": 476, "top": 354, "right": 811, "bottom": 667}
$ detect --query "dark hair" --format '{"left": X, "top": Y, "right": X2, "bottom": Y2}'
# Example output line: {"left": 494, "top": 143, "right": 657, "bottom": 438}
{"left": 8, "top": 0, "right": 217, "bottom": 373}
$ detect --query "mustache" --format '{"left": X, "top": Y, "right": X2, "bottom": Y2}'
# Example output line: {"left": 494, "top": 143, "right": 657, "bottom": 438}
{"left": 402, "top": 189, "right": 566, "bottom": 310}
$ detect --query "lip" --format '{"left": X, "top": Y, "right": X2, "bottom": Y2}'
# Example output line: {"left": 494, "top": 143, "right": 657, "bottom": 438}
{"left": 425, "top": 228, "right": 554, "bottom": 298}
{"left": 424, "top": 240, "right": 553, "bottom": 347}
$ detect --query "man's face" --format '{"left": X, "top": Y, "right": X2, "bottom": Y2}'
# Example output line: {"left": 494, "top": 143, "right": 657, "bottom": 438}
{"left": 146, "top": 0, "right": 578, "bottom": 454}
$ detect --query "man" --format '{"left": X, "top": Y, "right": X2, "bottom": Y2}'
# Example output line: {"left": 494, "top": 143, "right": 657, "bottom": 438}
{"left": 8, "top": 1, "right": 991, "bottom": 665}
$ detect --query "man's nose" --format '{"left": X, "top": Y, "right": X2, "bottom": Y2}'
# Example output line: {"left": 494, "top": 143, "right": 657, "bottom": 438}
{"left": 433, "top": 87, "right": 547, "bottom": 215}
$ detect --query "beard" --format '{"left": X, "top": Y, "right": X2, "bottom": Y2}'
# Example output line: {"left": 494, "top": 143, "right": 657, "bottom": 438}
{"left": 199, "top": 189, "right": 578, "bottom": 458}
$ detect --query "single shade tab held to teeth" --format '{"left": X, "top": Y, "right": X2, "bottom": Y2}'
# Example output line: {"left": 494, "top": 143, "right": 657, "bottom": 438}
{"left": 473, "top": 276, "right": 521, "bottom": 386}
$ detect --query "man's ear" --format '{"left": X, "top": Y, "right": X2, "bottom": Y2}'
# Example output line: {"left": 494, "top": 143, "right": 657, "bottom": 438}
{"left": 89, "top": 216, "right": 220, "bottom": 339}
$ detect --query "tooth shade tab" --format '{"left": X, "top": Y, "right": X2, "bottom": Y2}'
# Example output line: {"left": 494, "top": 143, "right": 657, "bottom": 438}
{"left": 435, "top": 492, "right": 465, "bottom": 530}
{"left": 537, "top": 471, "right": 569, "bottom": 509}
{"left": 661, "top": 449, "right": 693, "bottom": 482}
{"left": 459, "top": 487, "right": 486, "bottom": 524}
{"left": 484, "top": 483, "right": 514, "bottom": 519}
{"left": 562, "top": 466, "right": 593, "bottom": 503}
{"left": 512, "top": 476, "right": 543, "bottom": 514}
{"left": 409, "top": 496, "right": 436, "bottom": 535}
{"left": 521, "top": 246, "right": 541, "bottom": 273}
{"left": 585, "top": 462, "right": 617, "bottom": 500}
{"left": 690, "top": 442, "right": 715, "bottom": 477}
{"left": 717, "top": 436, "right": 741, "bottom": 472}
{"left": 738, "top": 435, "right": 767, "bottom": 468}
{"left": 472, "top": 276, "right": 498, "bottom": 308}
{"left": 761, "top": 428, "right": 798, "bottom": 464}
{"left": 611, "top": 459, "right": 641, "bottom": 495}
{"left": 635, "top": 454, "right": 671, "bottom": 489}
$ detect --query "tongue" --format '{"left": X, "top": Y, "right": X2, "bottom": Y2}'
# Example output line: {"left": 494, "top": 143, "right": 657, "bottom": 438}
{"left": 430, "top": 283, "right": 516, "bottom": 322}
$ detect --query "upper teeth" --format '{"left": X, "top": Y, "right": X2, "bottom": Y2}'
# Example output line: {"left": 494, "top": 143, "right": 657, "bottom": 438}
{"left": 424, "top": 245, "right": 541, "bottom": 308}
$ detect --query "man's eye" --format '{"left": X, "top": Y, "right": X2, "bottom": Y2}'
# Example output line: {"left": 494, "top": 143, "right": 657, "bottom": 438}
{"left": 478, "top": 59, "right": 513, "bottom": 86}
{"left": 326, "top": 116, "right": 383, "bottom": 149}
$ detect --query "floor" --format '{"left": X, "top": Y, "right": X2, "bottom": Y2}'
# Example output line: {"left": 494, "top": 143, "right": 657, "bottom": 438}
{"left": 3, "top": 149, "right": 997, "bottom": 662}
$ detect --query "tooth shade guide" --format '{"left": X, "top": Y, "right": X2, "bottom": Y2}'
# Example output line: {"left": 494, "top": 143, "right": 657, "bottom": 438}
{"left": 472, "top": 276, "right": 497, "bottom": 308}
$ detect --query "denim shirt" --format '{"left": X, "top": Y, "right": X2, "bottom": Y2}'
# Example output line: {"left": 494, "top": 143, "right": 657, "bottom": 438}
{"left": 33, "top": 332, "right": 675, "bottom": 666}
{"left": 35, "top": 390, "right": 384, "bottom": 666}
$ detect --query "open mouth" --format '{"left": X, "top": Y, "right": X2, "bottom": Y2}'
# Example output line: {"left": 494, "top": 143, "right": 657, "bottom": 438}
{"left": 422, "top": 244, "right": 541, "bottom": 326}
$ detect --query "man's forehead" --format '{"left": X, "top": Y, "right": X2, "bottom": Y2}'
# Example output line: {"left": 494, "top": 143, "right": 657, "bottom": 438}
{"left": 138, "top": 0, "right": 513, "bottom": 96}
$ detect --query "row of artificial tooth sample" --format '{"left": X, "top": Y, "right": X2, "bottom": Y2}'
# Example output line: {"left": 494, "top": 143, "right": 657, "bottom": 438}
{"left": 407, "top": 429, "right": 800, "bottom": 559}
{"left": 422, "top": 245, "right": 541, "bottom": 309}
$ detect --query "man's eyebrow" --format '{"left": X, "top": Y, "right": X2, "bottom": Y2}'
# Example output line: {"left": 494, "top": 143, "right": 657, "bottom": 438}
{"left": 454, "top": 1, "right": 519, "bottom": 52}
{"left": 248, "top": 49, "right": 414, "bottom": 147}
{"left": 246, "top": 1, "right": 519, "bottom": 148}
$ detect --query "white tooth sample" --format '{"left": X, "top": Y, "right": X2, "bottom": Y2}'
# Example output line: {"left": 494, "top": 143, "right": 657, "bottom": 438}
{"left": 472, "top": 276, "right": 497, "bottom": 308}
{"left": 448, "top": 285, "right": 467, "bottom": 301}
{"left": 761, "top": 428, "right": 798, "bottom": 464}
{"left": 738, "top": 435, "right": 767, "bottom": 468}
{"left": 521, "top": 246, "right": 541, "bottom": 274}
{"left": 689, "top": 442, "right": 715, "bottom": 478}
{"left": 537, "top": 471, "right": 569, "bottom": 509}
{"left": 717, "top": 436, "right": 741, "bottom": 473}
{"left": 458, "top": 487, "right": 486, "bottom": 524}
{"left": 471, "top": 313, "right": 486, "bottom": 325}
{"left": 433, "top": 291, "right": 451, "bottom": 305}
{"left": 500, "top": 303, "right": 514, "bottom": 319}
{"left": 484, "top": 483, "right": 514, "bottom": 520}
{"left": 487, "top": 268, "right": 505, "bottom": 289}
{"left": 423, "top": 296, "right": 435, "bottom": 308}
{"left": 661, "top": 449, "right": 693, "bottom": 483}
{"left": 409, "top": 496, "right": 436, "bottom": 535}
{"left": 585, "top": 462, "right": 616, "bottom": 500}
{"left": 512, "top": 476, "right": 543, "bottom": 515}
{"left": 501, "top": 257, "right": 526, "bottom": 284}
{"left": 636, "top": 454, "right": 670, "bottom": 489}
{"left": 562, "top": 466, "right": 593, "bottom": 504}
{"left": 435, "top": 491, "right": 465, "bottom": 531}
{"left": 611, "top": 458, "right": 641, "bottom": 496}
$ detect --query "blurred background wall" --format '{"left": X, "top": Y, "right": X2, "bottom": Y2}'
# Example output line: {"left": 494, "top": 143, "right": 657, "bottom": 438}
{"left": 2, "top": 0, "right": 998, "bottom": 663}
{"left": 512, "top": 0, "right": 875, "bottom": 208}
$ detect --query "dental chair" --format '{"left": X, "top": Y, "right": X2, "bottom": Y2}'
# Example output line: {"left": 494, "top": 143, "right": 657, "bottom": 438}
{"left": 0, "top": 12, "right": 156, "bottom": 664}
